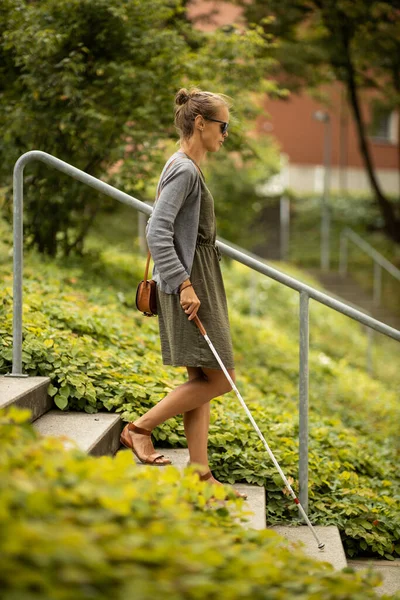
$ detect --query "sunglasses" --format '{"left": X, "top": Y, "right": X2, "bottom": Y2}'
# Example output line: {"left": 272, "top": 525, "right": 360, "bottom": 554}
{"left": 205, "top": 117, "right": 229, "bottom": 135}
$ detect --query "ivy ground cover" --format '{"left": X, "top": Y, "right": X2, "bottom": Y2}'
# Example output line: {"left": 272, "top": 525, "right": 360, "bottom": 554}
{"left": 0, "top": 211, "right": 399, "bottom": 561}
{"left": 1, "top": 406, "right": 395, "bottom": 600}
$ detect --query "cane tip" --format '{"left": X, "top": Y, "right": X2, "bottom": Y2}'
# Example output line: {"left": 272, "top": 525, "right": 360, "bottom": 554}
{"left": 318, "top": 543, "right": 325, "bottom": 551}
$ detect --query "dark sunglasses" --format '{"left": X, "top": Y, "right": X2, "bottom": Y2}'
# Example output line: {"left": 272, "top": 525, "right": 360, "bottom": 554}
{"left": 205, "top": 117, "right": 229, "bottom": 135}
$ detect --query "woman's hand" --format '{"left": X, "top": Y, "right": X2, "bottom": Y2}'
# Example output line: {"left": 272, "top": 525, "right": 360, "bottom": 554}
{"left": 179, "top": 281, "right": 200, "bottom": 321}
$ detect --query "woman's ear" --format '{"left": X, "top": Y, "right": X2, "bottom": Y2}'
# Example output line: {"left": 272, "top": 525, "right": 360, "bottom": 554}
{"left": 194, "top": 114, "right": 205, "bottom": 131}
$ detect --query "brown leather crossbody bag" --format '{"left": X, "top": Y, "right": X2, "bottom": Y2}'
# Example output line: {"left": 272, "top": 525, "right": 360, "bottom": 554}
{"left": 136, "top": 158, "right": 178, "bottom": 317}
{"left": 135, "top": 252, "right": 158, "bottom": 317}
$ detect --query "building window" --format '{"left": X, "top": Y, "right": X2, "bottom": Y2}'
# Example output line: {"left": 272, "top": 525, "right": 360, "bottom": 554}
{"left": 369, "top": 105, "right": 397, "bottom": 144}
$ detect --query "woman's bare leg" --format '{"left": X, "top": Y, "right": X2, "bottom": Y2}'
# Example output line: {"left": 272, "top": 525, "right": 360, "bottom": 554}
{"left": 183, "top": 367, "right": 210, "bottom": 469}
{"left": 129, "top": 367, "right": 236, "bottom": 462}
{"left": 181, "top": 368, "right": 246, "bottom": 498}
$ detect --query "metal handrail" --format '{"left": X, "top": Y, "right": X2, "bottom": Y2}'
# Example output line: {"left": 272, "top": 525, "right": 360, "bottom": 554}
{"left": 339, "top": 227, "right": 400, "bottom": 306}
{"left": 8, "top": 151, "right": 400, "bottom": 517}
{"left": 219, "top": 236, "right": 377, "bottom": 375}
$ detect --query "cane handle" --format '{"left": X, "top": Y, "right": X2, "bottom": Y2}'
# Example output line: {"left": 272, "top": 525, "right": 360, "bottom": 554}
{"left": 193, "top": 315, "right": 206, "bottom": 336}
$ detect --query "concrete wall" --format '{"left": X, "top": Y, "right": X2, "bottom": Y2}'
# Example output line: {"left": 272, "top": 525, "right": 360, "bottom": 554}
{"left": 288, "top": 164, "right": 400, "bottom": 195}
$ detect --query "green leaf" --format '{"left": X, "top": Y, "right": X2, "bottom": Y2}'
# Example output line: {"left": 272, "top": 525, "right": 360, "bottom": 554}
{"left": 54, "top": 395, "right": 68, "bottom": 410}
{"left": 48, "top": 384, "right": 58, "bottom": 397}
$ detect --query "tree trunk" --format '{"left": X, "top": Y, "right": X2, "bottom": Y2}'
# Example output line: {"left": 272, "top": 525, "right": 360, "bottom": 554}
{"left": 342, "top": 37, "right": 400, "bottom": 242}
{"left": 392, "top": 67, "right": 400, "bottom": 202}
{"left": 397, "top": 105, "right": 400, "bottom": 202}
{"left": 65, "top": 202, "right": 101, "bottom": 256}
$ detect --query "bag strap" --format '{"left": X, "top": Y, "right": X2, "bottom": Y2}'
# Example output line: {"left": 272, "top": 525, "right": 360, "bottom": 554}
{"left": 143, "top": 155, "right": 201, "bottom": 279}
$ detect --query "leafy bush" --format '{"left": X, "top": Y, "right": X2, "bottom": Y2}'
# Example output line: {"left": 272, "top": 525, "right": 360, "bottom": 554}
{"left": 0, "top": 0, "right": 280, "bottom": 256}
{"left": 0, "top": 211, "right": 12, "bottom": 264}
{"left": 0, "top": 405, "right": 395, "bottom": 600}
{"left": 0, "top": 209, "right": 399, "bottom": 560}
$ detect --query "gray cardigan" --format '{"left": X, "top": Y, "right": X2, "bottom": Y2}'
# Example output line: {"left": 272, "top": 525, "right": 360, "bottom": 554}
{"left": 146, "top": 152, "right": 202, "bottom": 294}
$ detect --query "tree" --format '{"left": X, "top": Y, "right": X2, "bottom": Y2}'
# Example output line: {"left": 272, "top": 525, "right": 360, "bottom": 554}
{"left": 234, "top": 0, "right": 400, "bottom": 243}
{"left": 0, "top": 0, "right": 282, "bottom": 256}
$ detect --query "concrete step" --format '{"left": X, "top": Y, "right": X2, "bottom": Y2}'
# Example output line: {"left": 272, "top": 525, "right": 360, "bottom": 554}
{"left": 270, "top": 525, "right": 347, "bottom": 571}
{"left": 348, "top": 559, "right": 400, "bottom": 596}
{"left": 118, "top": 446, "right": 266, "bottom": 530}
{"left": 33, "top": 410, "right": 123, "bottom": 456}
{"left": 0, "top": 376, "right": 123, "bottom": 456}
{"left": 0, "top": 375, "right": 52, "bottom": 421}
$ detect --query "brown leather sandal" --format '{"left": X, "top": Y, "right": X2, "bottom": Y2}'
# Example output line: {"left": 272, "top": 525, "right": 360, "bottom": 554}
{"left": 195, "top": 469, "right": 248, "bottom": 500}
{"left": 120, "top": 422, "right": 171, "bottom": 466}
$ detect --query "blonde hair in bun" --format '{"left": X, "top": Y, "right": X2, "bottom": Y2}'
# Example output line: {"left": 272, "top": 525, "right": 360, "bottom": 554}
{"left": 175, "top": 88, "right": 191, "bottom": 106}
{"left": 174, "top": 87, "right": 232, "bottom": 140}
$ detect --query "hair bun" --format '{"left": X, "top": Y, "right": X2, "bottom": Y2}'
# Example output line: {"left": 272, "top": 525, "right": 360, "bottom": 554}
{"left": 175, "top": 88, "right": 190, "bottom": 106}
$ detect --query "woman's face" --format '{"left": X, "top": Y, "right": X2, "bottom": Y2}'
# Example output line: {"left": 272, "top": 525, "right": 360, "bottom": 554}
{"left": 201, "top": 104, "right": 229, "bottom": 153}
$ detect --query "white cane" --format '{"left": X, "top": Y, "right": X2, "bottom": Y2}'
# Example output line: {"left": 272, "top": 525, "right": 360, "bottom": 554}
{"left": 193, "top": 315, "right": 325, "bottom": 551}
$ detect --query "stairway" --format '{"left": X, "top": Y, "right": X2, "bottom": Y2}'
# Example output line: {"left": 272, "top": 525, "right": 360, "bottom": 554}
{"left": 2, "top": 374, "right": 399, "bottom": 593}
{"left": 307, "top": 269, "right": 400, "bottom": 331}
{"left": 0, "top": 376, "right": 123, "bottom": 455}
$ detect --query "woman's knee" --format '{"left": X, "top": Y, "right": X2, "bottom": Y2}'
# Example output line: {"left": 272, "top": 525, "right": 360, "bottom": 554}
{"left": 187, "top": 366, "right": 204, "bottom": 382}
{"left": 203, "top": 368, "right": 235, "bottom": 397}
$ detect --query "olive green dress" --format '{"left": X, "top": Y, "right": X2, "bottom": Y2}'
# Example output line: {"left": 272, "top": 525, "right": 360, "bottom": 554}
{"left": 156, "top": 167, "right": 235, "bottom": 370}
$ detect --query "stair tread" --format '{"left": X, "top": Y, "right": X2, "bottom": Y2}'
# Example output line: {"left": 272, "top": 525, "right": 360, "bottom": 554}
{"left": 347, "top": 559, "right": 400, "bottom": 596}
{"left": 118, "top": 446, "right": 266, "bottom": 530}
{"left": 270, "top": 525, "right": 347, "bottom": 570}
{"left": 33, "top": 409, "right": 121, "bottom": 454}
{"left": 0, "top": 375, "right": 50, "bottom": 409}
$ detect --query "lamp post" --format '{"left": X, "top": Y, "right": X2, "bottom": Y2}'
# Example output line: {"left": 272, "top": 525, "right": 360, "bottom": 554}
{"left": 313, "top": 110, "right": 332, "bottom": 271}
{"left": 280, "top": 154, "right": 290, "bottom": 262}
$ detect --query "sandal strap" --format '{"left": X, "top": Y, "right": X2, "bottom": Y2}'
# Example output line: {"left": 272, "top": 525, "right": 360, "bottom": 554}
{"left": 199, "top": 470, "right": 213, "bottom": 481}
{"left": 149, "top": 453, "right": 165, "bottom": 464}
{"left": 187, "top": 464, "right": 213, "bottom": 481}
{"left": 128, "top": 422, "right": 152, "bottom": 436}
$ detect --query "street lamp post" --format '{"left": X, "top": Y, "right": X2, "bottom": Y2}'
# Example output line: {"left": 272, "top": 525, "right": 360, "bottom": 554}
{"left": 280, "top": 154, "right": 290, "bottom": 262}
{"left": 313, "top": 110, "right": 332, "bottom": 272}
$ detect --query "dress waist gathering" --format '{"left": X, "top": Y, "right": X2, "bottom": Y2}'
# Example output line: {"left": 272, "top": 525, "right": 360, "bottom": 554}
{"left": 196, "top": 239, "right": 222, "bottom": 261}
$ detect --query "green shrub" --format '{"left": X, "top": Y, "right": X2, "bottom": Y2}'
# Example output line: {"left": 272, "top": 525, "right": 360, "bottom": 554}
{"left": 0, "top": 211, "right": 12, "bottom": 265}
{"left": 0, "top": 0, "right": 280, "bottom": 257}
{"left": 0, "top": 406, "right": 395, "bottom": 600}
{"left": 0, "top": 210, "right": 399, "bottom": 560}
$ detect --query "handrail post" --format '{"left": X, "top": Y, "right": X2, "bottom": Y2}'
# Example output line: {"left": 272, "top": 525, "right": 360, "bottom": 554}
{"left": 373, "top": 262, "right": 382, "bottom": 306}
{"left": 339, "top": 227, "right": 400, "bottom": 307}
{"left": 339, "top": 231, "right": 348, "bottom": 277}
{"left": 299, "top": 290, "right": 309, "bottom": 515}
{"left": 6, "top": 158, "right": 27, "bottom": 377}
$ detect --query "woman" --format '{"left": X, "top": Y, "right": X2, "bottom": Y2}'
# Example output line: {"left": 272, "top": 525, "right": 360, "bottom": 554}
{"left": 121, "top": 87, "right": 246, "bottom": 499}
